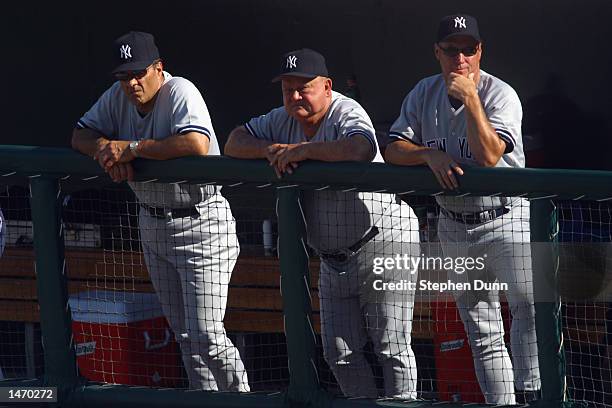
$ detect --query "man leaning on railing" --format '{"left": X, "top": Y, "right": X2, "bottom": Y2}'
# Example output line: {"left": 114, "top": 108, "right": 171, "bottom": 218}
{"left": 385, "top": 13, "right": 540, "bottom": 405}
{"left": 225, "top": 48, "right": 421, "bottom": 399}
{"left": 70, "top": 31, "right": 249, "bottom": 392}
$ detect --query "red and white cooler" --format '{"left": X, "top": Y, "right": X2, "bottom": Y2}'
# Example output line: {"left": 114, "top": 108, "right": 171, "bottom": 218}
{"left": 69, "top": 290, "right": 183, "bottom": 387}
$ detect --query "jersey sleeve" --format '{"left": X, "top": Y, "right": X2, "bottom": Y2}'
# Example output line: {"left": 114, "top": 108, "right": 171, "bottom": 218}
{"left": 244, "top": 107, "right": 285, "bottom": 142}
{"left": 485, "top": 85, "right": 523, "bottom": 154}
{"left": 76, "top": 85, "right": 117, "bottom": 138}
{"left": 336, "top": 101, "right": 377, "bottom": 154}
{"left": 169, "top": 78, "right": 213, "bottom": 139}
{"left": 389, "top": 84, "right": 423, "bottom": 146}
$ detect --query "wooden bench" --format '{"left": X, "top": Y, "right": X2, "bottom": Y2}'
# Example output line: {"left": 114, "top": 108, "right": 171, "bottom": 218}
{"left": 2, "top": 246, "right": 605, "bottom": 345}
{"left": 0, "top": 247, "right": 435, "bottom": 338}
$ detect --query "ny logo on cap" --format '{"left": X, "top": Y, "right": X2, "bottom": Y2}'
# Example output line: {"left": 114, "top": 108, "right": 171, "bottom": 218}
{"left": 120, "top": 44, "right": 132, "bottom": 60}
{"left": 286, "top": 55, "right": 297, "bottom": 69}
{"left": 454, "top": 17, "right": 467, "bottom": 29}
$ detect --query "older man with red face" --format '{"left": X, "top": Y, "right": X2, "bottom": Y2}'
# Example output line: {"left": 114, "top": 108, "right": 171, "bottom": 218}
{"left": 226, "top": 49, "right": 420, "bottom": 399}
{"left": 385, "top": 14, "right": 540, "bottom": 405}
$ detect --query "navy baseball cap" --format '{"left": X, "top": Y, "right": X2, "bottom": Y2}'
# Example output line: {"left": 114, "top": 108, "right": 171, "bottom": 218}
{"left": 437, "top": 14, "right": 481, "bottom": 43}
{"left": 111, "top": 31, "right": 160, "bottom": 74}
{"left": 272, "top": 48, "right": 329, "bottom": 82}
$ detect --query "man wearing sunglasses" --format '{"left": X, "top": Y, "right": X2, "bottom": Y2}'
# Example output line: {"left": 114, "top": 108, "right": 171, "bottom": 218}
{"left": 71, "top": 31, "right": 250, "bottom": 392}
{"left": 385, "top": 14, "right": 540, "bottom": 405}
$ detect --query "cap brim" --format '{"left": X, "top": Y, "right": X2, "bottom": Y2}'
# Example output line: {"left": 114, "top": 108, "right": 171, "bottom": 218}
{"left": 271, "top": 72, "right": 320, "bottom": 83}
{"left": 438, "top": 32, "right": 481, "bottom": 43}
{"left": 111, "top": 60, "right": 153, "bottom": 74}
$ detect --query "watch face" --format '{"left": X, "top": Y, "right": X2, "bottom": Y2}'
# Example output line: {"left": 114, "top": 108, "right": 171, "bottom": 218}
{"left": 130, "top": 141, "right": 139, "bottom": 156}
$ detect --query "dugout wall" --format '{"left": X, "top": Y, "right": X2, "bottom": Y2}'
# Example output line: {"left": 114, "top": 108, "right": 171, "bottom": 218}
{"left": 3, "top": 1, "right": 612, "bottom": 173}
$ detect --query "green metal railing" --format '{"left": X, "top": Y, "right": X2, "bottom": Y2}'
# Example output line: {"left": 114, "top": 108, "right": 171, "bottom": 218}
{"left": 2, "top": 145, "right": 608, "bottom": 408}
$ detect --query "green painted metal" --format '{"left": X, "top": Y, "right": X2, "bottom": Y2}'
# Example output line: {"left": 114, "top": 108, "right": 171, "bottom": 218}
{"left": 0, "top": 379, "right": 43, "bottom": 387}
{"left": 530, "top": 199, "right": 571, "bottom": 408}
{"left": 61, "top": 384, "right": 501, "bottom": 408}
{"left": 63, "top": 386, "right": 287, "bottom": 408}
{"left": 277, "top": 188, "right": 332, "bottom": 407}
{"left": 29, "top": 177, "right": 80, "bottom": 399}
{"left": 1, "top": 146, "right": 612, "bottom": 198}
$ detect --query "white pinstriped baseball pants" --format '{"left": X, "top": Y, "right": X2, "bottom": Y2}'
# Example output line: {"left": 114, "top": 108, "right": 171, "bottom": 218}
{"left": 437, "top": 202, "right": 540, "bottom": 405}
{"left": 138, "top": 197, "right": 250, "bottom": 392}
{"left": 319, "top": 202, "right": 420, "bottom": 399}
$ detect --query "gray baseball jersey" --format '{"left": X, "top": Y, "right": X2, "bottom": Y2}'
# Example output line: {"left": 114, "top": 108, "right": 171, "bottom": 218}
{"left": 389, "top": 69, "right": 524, "bottom": 212}
{"left": 246, "top": 91, "right": 393, "bottom": 253}
{"left": 77, "top": 71, "right": 220, "bottom": 208}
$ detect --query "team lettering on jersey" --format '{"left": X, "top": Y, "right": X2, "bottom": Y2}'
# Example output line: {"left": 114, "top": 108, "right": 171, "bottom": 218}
{"left": 425, "top": 138, "right": 447, "bottom": 152}
{"left": 458, "top": 137, "right": 473, "bottom": 159}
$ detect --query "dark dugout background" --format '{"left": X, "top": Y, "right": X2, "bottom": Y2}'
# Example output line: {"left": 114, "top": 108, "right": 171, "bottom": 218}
{"left": 3, "top": 0, "right": 611, "bottom": 169}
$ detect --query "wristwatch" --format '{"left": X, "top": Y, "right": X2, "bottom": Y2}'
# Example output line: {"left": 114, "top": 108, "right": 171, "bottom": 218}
{"left": 129, "top": 140, "right": 140, "bottom": 157}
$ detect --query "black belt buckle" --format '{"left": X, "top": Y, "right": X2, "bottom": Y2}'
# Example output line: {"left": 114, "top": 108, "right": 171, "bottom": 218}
{"left": 140, "top": 204, "right": 199, "bottom": 219}
{"left": 320, "top": 226, "right": 380, "bottom": 263}
{"left": 443, "top": 207, "right": 509, "bottom": 225}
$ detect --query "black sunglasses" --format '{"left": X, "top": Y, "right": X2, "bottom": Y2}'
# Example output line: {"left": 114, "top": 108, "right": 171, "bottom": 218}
{"left": 114, "top": 68, "right": 149, "bottom": 82}
{"left": 438, "top": 44, "right": 479, "bottom": 57}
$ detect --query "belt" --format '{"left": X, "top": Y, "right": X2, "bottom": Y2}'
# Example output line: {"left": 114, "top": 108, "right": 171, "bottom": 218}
{"left": 441, "top": 207, "right": 510, "bottom": 225}
{"left": 319, "top": 226, "right": 380, "bottom": 263}
{"left": 140, "top": 203, "right": 199, "bottom": 219}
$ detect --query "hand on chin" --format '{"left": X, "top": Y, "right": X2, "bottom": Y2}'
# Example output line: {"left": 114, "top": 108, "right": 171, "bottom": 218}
{"left": 453, "top": 68, "right": 469, "bottom": 77}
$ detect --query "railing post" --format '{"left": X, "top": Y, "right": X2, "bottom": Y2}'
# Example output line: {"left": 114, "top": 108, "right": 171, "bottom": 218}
{"left": 30, "top": 177, "right": 79, "bottom": 396}
{"left": 530, "top": 199, "right": 568, "bottom": 408}
{"left": 277, "top": 187, "right": 330, "bottom": 407}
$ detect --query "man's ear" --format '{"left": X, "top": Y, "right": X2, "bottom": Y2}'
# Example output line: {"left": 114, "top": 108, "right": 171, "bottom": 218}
{"left": 434, "top": 43, "right": 441, "bottom": 61}
{"left": 324, "top": 77, "right": 333, "bottom": 96}
{"left": 154, "top": 60, "right": 164, "bottom": 73}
